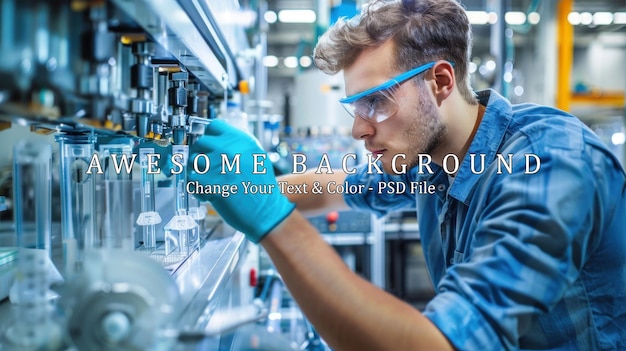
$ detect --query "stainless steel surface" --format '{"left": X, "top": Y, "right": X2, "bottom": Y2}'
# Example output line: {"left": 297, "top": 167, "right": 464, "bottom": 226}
{"left": 110, "top": 0, "right": 232, "bottom": 96}
{"left": 173, "top": 229, "right": 248, "bottom": 331}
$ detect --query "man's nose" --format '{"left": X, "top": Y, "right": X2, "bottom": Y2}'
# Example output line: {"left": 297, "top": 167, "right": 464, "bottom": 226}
{"left": 351, "top": 115, "right": 375, "bottom": 140}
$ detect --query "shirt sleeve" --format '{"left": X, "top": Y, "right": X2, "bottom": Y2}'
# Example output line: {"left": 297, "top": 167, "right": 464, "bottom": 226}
{"left": 423, "top": 131, "right": 625, "bottom": 350}
{"left": 343, "top": 163, "right": 417, "bottom": 217}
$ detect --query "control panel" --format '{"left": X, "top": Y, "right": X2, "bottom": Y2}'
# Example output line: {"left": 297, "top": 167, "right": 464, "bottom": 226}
{"left": 307, "top": 210, "right": 372, "bottom": 234}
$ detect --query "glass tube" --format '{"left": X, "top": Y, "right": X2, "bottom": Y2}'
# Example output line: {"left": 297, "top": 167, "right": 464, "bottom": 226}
{"left": 13, "top": 140, "right": 52, "bottom": 253}
{"left": 187, "top": 198, "right": 206, "bottom": 236}
{"left": 164, "top": 145, "right": 199, "bottom": 259}
{"left": 99, "top": 142, "right": 135, "bottom": 251}
{"left": 5, "top": 140, "right": 55, "bottom": 348}
{"left": 173, "top": 144, "right": 189, "bottom": 213}
{"left": 55, "top": 132, "right": 96, "bottom": 277}
{"left": 136, "top": 147, "right": 161, "bottom": 250}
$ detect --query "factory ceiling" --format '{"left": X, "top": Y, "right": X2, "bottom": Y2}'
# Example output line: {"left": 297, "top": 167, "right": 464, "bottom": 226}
{"left": 261, "top": 0, "right": 626, "bottom": 78}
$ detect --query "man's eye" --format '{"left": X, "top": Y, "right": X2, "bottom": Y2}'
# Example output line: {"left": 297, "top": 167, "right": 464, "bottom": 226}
{"left": 364, "top": 94, "right": 384, "bottom": 109}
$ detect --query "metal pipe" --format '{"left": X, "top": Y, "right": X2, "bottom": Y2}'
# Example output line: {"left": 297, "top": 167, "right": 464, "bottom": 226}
{"left": 556, "top": 0, "right": 573, "bottom": 111}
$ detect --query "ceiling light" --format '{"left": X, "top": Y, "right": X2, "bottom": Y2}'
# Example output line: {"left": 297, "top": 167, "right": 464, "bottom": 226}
{"left": 614, "top": 12, "right": 626, "bottom": 24}
{"left": 503, "top": 71, "right": 513, "bottom": 83}
{"left": 580, "top": 12, "right": 593, "bottom": 25}
{"left": 283, "top": 56, "right": 298, "bottom": 68}
{"left": 466, "top": 11, "right": 489, "bottom": 25}
{"left": 485, "top": 60, "right": 496, "bottom": 71}
{"left": 278, "top": 9, "right": 316, "bottom": 23}
{"left": 611, "top": 132, "right": 625, "bottom": 145}
{"left": 593, "top": 12, "right": 613, "bottom": 25}
{"left": 219, "top": 9, "right": 256, "bottom": 27}
{"left": 468, "top": 62, "right": 477, "bottom": 74}
{"left": 527, "top": 12, "right": 540, "bottom": 25}
{"left": 505, "top": 11, "right": 526, "bottom": 25}
{"left": 264, "top": 11, "right": 277, "bottom": 24}
{"left": 488, "top": 12, "right": 499, "bottom": 24}
{"left": 299, "top": 56, "right": 312, "bottom": 68}
{"left": 262, "top": 55, "right": 279, "bottom": 67}
{"left": 568, "top": 12, "right": 581, "bottom": 25}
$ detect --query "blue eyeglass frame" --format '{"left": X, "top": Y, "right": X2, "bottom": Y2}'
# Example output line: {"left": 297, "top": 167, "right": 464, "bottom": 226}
{"left": 339, "top": 61, "right": 454, "bottom": 104}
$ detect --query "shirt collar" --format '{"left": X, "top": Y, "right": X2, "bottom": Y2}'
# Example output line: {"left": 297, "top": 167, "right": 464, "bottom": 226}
{"left": 435, "top": 89, "right": 513, "bottom": 204}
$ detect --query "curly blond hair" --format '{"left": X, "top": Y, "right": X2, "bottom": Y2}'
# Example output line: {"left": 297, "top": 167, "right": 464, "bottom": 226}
{"left": 314, "top": 0, "right": 477, "bottom": 104}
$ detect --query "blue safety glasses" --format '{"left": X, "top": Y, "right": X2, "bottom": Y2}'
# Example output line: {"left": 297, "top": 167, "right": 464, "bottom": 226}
{"left": 339, "top": 61, "right": 437, "bottom": 123}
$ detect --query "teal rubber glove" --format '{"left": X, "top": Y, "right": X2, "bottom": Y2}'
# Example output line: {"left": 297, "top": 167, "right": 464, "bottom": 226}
{"left": 187, "top": 120, "right": 295, "bottom": 243}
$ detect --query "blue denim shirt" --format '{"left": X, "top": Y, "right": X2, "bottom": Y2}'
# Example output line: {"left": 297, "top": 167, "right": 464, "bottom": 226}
{"left": 344, "top": 90, "right": 626, "bottom": 350}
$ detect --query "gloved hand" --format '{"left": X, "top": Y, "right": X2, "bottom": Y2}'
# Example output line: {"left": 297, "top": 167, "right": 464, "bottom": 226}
{"left": 187, "top": 119, "right": 295, "bottom": 243}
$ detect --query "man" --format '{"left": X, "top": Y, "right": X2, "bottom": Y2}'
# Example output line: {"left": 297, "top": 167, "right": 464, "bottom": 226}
{"left": 188, "top": 0, "right": 626, "bottom": 349}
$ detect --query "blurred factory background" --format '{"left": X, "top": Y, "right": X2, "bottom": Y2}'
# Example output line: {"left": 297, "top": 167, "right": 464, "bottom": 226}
{"left": 263, "top": 0, "right": 625, "bottom": 155}
{"left": 0, "top": 0, "right": 623, "bottom": 350}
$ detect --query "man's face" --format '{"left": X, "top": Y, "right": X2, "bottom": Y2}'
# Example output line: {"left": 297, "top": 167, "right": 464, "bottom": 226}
{"left": 343, "top": 42, "right": 446, "bottom": 174}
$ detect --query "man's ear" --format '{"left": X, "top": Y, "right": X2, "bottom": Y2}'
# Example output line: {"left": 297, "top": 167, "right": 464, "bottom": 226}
{"left": 430, "top": 60, "right": 455, "bottom": 105}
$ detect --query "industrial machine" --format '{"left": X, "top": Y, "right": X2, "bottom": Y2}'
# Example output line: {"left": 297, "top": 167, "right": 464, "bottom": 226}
{"left": 0, "top": 1, "right": 317, "bottom": 350}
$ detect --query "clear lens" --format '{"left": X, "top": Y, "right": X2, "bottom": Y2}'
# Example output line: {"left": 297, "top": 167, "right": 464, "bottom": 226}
{"left": 341, "top": 83, "right": 400, "bottom": 123}
{"left": 339, "top": 61, "right": 440, "bottom": 124}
